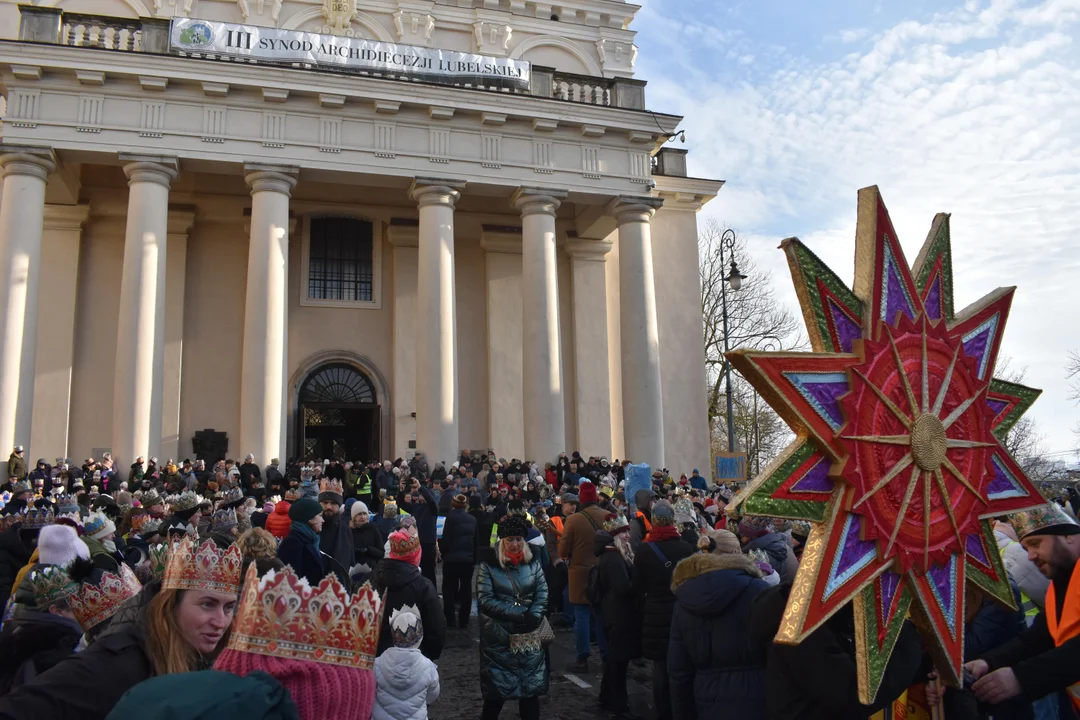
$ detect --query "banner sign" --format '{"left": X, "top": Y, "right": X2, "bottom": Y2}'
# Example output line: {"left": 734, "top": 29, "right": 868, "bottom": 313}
{"left": 170, "top": 18, "right": 531, "bottom": 90}
{"left": 714, "top": 452, "right": 748, "bottom": 483}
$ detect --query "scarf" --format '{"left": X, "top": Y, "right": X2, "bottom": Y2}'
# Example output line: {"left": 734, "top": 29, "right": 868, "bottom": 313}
{"left": 290, "top": 520, "right": 320, "bottom": 546}
{"left": 504, "top": 550, "right": 525, "bottom": 566}
{"left": 393, "top": 547, "right": 422, "bottom": 567}
{"left": 645, "top": 524, "right": 681, "bottom": 543}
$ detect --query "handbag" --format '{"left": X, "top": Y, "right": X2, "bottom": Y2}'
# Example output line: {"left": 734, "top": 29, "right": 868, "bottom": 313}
{"left": 505, "top": 567, "right": 555, "bottom": 652}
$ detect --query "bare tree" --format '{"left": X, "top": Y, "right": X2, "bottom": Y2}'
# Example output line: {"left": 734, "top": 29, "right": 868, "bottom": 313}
{"left": 996, "top": 358, "right": 1057, "bottom": 483}
{"left": 1068, "top": 350, "right": 1080, "bottom": 450}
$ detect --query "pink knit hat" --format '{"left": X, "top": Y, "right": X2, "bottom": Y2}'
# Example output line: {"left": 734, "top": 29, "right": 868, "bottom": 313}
{"left": 214, "top": 648, "right": 375, "bottom": 720}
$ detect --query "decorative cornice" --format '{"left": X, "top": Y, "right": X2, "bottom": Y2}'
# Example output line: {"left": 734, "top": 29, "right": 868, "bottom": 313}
{"left": 409, "top": 177, "right": 465, "bottom": 209}
{"left": 652, "top": 175, "right": 725, "bottom": 212}
{"left": 565, "top": 236, "right": 613, "bottom": 261}
{"left": 607, "top": 195, "right": 664, "bottom": 224}
{"left": 0, "top": 145, "right": 56, "bottom": 181}
{"left": 512, "top": 187, "right": 567, "bottom": 217}
{"left": 43, "top": 203, "right": 90, "bottom": 231}
{"left": 243, "top": 164, "right": 299, "bottom": 196}
{"left": 119, "top": 153, "right": 178, "bottom": 187}
{"left": 167, "top": 206, "right": 197, "bottom": 236}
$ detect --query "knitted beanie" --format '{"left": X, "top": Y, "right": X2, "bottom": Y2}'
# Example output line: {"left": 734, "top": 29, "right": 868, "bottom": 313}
{"left": 37, "top": 524, "right": 90, "bottom": 565}
{"left": 350, "top": 501, "right": 370, "bottom": 519}
{"left": 214, "top": 648, "right": 375, "bottom": 720}
{"left": 578, "top": 481, "right": 598, "bottom": 505}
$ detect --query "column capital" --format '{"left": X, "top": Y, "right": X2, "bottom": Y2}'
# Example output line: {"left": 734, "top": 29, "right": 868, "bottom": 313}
{"left": 120, "top": 154, "right": 178, "bottom": 187}
{"left": 480, "top": 225, "right": 523, "bottom": 255}
{"left": 565, "top": 236, "right": 613, "bottom": 261}
{"left": 0, "top": 145, "right": 56, "bottom": 181}
{"left": 244, "top": 164, "right": 299, "bottom": 196}
{"left": 512, "top": 187, "right": 568, "bottom": 217}
{"left": 409, "top": 177, "right": 465, "bottom": 209}
{"left": 387, "top": 218, "right": 419, "bottom": 248}
{"left": 167, "top": 206, "right": 196, "bottom": 237}
{"left": 607, "top": 195, "right": 664, "bottom": 224}
{"left": 43, "top": 203, "right": 90, "bottom": 231}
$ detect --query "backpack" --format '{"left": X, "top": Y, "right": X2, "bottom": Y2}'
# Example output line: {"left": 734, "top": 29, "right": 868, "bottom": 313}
{"left": 587, "top": 563, "right": 604, "bottom": 607}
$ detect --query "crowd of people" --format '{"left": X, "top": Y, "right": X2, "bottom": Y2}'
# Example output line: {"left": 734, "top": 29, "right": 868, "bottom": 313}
{"left": 0, "top": 442, "right": 1079, "bottom": 720}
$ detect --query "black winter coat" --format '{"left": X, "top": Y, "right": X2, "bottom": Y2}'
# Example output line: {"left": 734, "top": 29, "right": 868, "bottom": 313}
{"left": 373, "top": 558, "right": 445, "bottom": 660}
{"left": 276, "top": 523, "right": 326, "bottom": 587}
{"left": 440, "top": 508, "right": 477, "bottom": 564}
{"left": 631, "top": 534, "right": 694, "bottom": 660}
{"left": 594, "top": 534, "right": 639, "bottom": 662}
{"left": 0, "top": 526, "right": 32, "bottom": 604}
{"left": 0, "top": 595, "right": 153, "bottom": 720}
{"left": 351, "top": 522, "right": 384, "bottom": 565}
{"left": 318, "top": 512, "right": 355, "bottom": 585}
{"left": 398, "top": 486, "right": 438, "bottom": 545}
{"left": 746, "top": 532, "right": 799, "bottom": 585}
{"left": 0, "top": 609, "right": 83, "bottom": 693}
{"left": 749, "top": 583, "right": 923, "bottom": 720}
{"left": 668, "top": 553, "right": 769, "bottom": 719}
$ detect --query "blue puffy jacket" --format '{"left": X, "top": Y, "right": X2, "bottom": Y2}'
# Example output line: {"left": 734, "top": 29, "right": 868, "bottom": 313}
{"left": 668, "top": 553, "right": 769, "bottom": 719}
{"left": 476, "top": 547, "right": 549, "bottom": 701}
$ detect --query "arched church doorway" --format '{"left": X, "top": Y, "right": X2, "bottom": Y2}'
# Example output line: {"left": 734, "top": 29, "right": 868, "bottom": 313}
{"left": 297, "top": 363, "right": 379, "bottom": 462}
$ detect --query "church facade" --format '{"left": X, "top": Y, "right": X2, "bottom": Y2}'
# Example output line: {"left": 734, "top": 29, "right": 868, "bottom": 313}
{"left": 0, "top": 0, "right": 721, "bottom": 476}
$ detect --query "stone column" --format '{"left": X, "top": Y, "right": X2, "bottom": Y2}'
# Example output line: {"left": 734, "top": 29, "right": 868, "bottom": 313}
{"left": 160, "top": 208, "right": 195, "bottom": 462}
{"left": 0, "top": 146, "right": 55, "bottom": 474}
{"left": 240, "top": 165, "right": 298, "bottom": 466}
{"left": 388, "top": 219, "right": 419, "bottom": 460}
{"left": 513, "top": 188, "right": 567, "bottom": 463}
{"left": 113, "top": 154, "right": 177, "bottom": 468}
{"left": 610, "top": 196, "right": 666, "bottom": 468}
{"left": 30, "top": 204, "right": 90, "bottom": 459}
{"left": 480, "top": 226, "right": 524, "bottom": 459}
{"left": 566, "top": 236, "right": 613, "bottom": 459}
{"left": 409, "top": 178, "right": 464, "bottom": 467}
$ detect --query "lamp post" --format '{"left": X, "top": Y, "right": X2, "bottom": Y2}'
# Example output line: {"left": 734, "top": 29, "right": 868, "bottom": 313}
{"left": 718, "top": 229, "right": 747, "bottom": 453}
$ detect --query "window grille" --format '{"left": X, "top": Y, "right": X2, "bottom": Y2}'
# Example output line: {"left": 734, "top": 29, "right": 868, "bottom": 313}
{"left": 307, "top": 217, "right": 374, "bottom": 302}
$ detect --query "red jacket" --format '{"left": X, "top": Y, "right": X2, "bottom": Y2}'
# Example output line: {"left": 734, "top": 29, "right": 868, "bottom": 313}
{"left": 545, "top": 469, "right": 558, "bottom": 488}
{"left": 265, "top": 501, "right": 292, "bottom": 539}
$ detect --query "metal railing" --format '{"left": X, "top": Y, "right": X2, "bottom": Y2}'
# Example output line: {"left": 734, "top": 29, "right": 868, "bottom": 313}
{"left": 15, "top": 6, "right": 648, "bottom": 110}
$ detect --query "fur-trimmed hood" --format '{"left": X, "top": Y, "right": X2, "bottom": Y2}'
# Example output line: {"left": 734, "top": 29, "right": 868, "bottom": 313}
{"left": 671, "top": 552, "right": 765, "bottom": 618}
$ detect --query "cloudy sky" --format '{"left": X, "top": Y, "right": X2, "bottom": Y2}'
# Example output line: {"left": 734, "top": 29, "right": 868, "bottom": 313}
{"left": 633, "top": 0, "right": 1080, "bottom": 459}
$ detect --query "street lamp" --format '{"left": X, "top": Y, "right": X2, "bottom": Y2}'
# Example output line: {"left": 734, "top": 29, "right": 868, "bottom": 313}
{"left": 718, "top": 229, "right": 747, "bottom": 453}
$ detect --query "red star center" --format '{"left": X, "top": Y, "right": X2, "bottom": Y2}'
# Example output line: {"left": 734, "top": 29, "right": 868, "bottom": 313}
{"left": 840, "top": 314, "right": 996, "bottom": 573}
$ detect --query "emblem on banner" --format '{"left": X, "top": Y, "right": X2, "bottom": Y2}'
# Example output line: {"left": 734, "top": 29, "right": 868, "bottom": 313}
{"left": 321, "top": 0, "right": 356, "bottom": 35}
{"left": 178, "top": 21, "right": 214, "bottom": 47}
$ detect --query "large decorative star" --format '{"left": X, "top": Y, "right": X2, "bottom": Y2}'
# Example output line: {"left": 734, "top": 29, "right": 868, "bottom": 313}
{"left": 729, "top": 187, "right": 1045, "bottom": 702}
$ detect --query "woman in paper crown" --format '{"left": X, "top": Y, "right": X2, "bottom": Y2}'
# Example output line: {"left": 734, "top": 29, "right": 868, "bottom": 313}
{"left": 0, "top": 535, "right": 243, "bottom": 719}
{"left": 213, "top": 564, "right": 382, "bottom": 720}
{"left": 476, "top": 514, "right": 549, "bottom": 720}
{"left": 373, "top": 604, "right": 441, "bottom": 720}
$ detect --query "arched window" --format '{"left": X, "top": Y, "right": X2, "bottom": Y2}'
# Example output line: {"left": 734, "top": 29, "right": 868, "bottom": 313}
{"left": 299, "top": 364, "right": 376, "bottom": 404}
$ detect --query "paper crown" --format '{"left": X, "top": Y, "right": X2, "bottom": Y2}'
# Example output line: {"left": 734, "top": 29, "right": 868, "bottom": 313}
{"left": 23, "top": 506, "right": 57, "bottom": 530}
{"left": 389, "top": 530, "right": 420, "bottom": 556}
{"left": 147, "top": 543, "right": 170, "bottom": 580}
{"left": 11, "top": 480, "right": 32, "bottom": 494}
{"left": 164, "top": 537, "right": 243, "bottom": 594}
{"left": 28, "top": 565, "right": 78, "bottom": 608}
{"left": 167, "top": 490, "right": 201, "bottom": 513}
{"left": 165, "top": 519, "right": 198, "bottom": 538}
{"left": 389, "top": 604, "right": 423, "bottom": 649}
{"left": 217, "top": 487, "right": 244, "bottom": 507}
{"left": 603, "top": 513, "right": 629, "bottom": 534}
{"left": 1009, "top": 503, "right": 1079, "bottom": 540}
{"left": 83, "top": 511, "right": 112, "bottom": 537}
{"left": 211, "top": 508, "right": 238, "bottom": 533}
{"left": 140, "top": 489, "right": 164, "bottom": 508}
{"left": 69, "top": 563, "right": 143, "bottom": 630}
{"left": 228, "top": 564, "right": 385, "bottom": 669}
{"left": 319, "top": 479, "right": 344, "bottom": 497}
{"left": 283, "top": 489, "right": 300, "bottom": 502}
{"left": 269, "top": 495, "right": 282, "bottom": 505}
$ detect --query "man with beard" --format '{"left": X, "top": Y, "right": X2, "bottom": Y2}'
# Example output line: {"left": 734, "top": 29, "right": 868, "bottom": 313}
{"left": 317, "top": 479, "right": 355, "bottom": 584}
{"left": 927, "top": 503, "right": 1080, "bottom": 712}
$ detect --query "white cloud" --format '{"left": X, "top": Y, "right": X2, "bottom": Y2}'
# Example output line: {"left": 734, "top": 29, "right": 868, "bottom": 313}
{"left": 636, "top": 0, "right": 1080, "bottom": 454}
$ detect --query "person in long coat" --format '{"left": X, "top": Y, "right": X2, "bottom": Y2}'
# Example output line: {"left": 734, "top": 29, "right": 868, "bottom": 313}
{"left": 476, "top": 516, "right": 548, "bottom": 720}
{"left": 594, "top": 517, "right": 640, "bottom": 718}
{"left": 668, "top": 542, "right": 769, "bottom": 719}
{"left": 556, "top": 481, "right": 609, "bottom": 672}
{"left": 276, "top": 498, "right": 326, "bottom": 587}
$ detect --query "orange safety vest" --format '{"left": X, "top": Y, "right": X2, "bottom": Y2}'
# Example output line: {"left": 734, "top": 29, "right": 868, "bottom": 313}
{"left": 1046, "top": 557, "right": 1080, "bottom": 711}
{"left": 550, "top": 516, "right": 564, "bottom": 537}
{"left": 636, "top": 510, "right": 652, "bottom": 533}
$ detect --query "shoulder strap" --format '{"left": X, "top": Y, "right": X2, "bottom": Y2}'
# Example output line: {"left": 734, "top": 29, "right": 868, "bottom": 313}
{"left": 579, "top": 509, "right": 601, "bottom": 531}
{"left": 647, "top": 541, "right": 671, "bottom": 568}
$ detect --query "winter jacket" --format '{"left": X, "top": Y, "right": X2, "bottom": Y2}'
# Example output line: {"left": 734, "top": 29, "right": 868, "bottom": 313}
{"left": 749, "top": 583, "right": 923, "bottom": 720}
{"left": 0, "top": 584, "right": 158, "bottom": 720}
{"left": 631, "top": 534, "right": 694, "bottom": 660}
{"left": 6, "top": 455, "right": 26, "bottom": 481}
{"left": 373, "top": 559, "right": 445, "bottom": 660}
{"left": 375, "top": 513, "right": 401, "bottom": 539}
{"left": 373, "top": 647, "right": 440, "bottom": 720}
{"left": 0, "top": 608, "right": 83, "bottom": 693}
{"left": 398, "top": 486, "right": 438, "bottom": 545}
{"left": 439, "top": 508, "right": 477, "bottom": 564}
{"left": 106, "top": 670, "right": 300, "bottom": 720}
{"left": 265, "top": 501, "right": 292, "bottom": 539}
{"left": 476, "top": 548, "right": 549, "bottom": 701}
{"left": 745, "top": 532, "right": 799, "bottom": 584}
{"left": 557, "top": 503, "right": 609, "bottom": 605}
{"left": 318, "top": 512, "right": 355, "bottom": 585}
{"left": 276, "top": 522, "right": 326, "bottom": 587}
{"left": 351, "top": 523, "right": 385, "bottom": 566}
{"left": 995, "top": 530, "right": 1049, "bottom": 610}
{"left": 668, "top": 553, "right": 769, "bottom": 719}
{"left": 594, "top": 533, "right": 640, "bottom": 662}
{"left": 0, "top": 526, "right": 33, "bottom": 604}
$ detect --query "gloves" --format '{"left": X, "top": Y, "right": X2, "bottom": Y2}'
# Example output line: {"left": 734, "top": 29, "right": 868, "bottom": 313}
{"left": 519, "top": 613, "right": 541, "bottom": 631}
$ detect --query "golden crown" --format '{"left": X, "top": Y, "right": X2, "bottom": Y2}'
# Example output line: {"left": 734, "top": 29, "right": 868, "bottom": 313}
{"left": 163, "top": 537, "right": 243, "bottom": 594}
{"left": 68, "top": 563, "right": 142, "bottom": 631}
{"left": 28, "top": 565, "right": 79, "bottom": 608}
{"left": 319, "top": 478, "right": 344, "bottom": 496}
{"left": 227, "top": 564, "right": 385, "bottom": 670}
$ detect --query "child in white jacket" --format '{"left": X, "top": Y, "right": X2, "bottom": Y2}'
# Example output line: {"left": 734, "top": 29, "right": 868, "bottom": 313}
{"left": 374, "top": 604, "right": 440, "bottom": 720}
